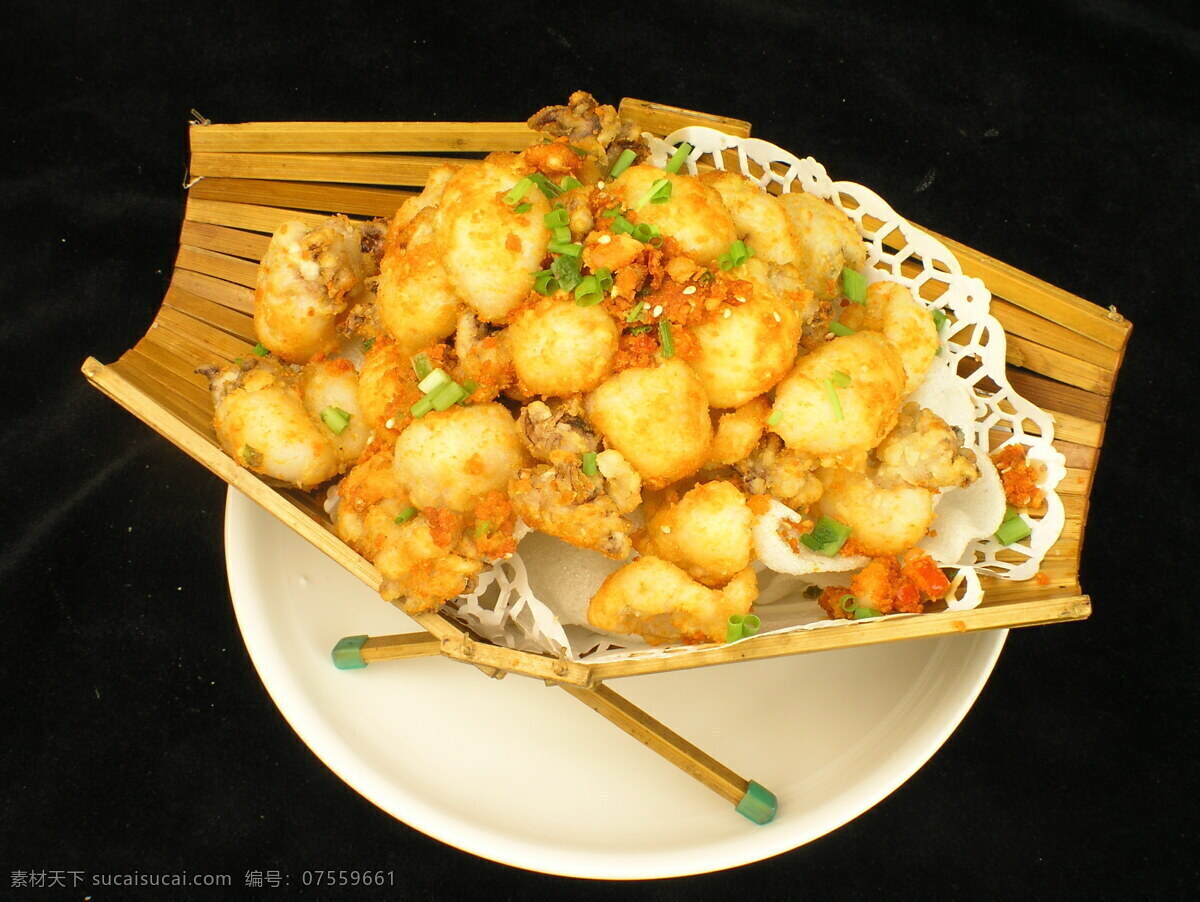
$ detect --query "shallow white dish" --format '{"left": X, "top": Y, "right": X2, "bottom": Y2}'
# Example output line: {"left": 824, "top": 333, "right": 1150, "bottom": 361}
{"left": 225, "top": 487, "right": 1006, "bottom": 879}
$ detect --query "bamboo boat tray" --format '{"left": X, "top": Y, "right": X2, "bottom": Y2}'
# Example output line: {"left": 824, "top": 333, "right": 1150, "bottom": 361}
{"left": 83, "top": 98, "right": 1130, "bottom": 822}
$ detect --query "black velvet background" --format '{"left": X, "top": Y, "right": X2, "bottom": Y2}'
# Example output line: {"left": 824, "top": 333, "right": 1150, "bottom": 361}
{"left": 3, "top": 0, "right": 1197, "bottom": 898}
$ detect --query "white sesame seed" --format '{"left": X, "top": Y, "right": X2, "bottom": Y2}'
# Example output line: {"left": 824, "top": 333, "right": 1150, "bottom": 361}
{"left": 735, "top": 296, "right": 746, "bottom": 304}
{"left": 723, "top": 308, "right": 732, "bottom": 318}
{"left": 597, "top": 181, "right": 606, "bottom": 189}
{"left": 661, "top": 526, "right": 672, "bottom": 533}
{"left": 652, "top": 305, "right": 664, "bottom": 317}
{"left": 385, "top": 418, "right": 395, "bottom": 429}
{"left": 598, "top": 234, "right": 611, "bottom": 244}
{"left": 682, "top": 286, "right": 697, "bottom": 295}
{"left": 772, "top": 312, "right": 781, "bottom": 322}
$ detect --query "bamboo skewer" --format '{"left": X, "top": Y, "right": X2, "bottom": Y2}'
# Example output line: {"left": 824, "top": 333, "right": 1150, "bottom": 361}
{"left": 330, "top": 631, "right": 776, "bottom": 824}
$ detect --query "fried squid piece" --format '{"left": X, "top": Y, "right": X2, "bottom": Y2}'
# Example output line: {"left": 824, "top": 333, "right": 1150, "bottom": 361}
{"left": 872, "top": 403, "right": 980, "bottom": 491}
{"left": 588, "top": 556, "right": 758, "bottom": 645}
{"left": 635, "top": 481, "right": 754, "bottom": 589}
{"left": 526, "top": 90, "right": 647, "bottom": 169}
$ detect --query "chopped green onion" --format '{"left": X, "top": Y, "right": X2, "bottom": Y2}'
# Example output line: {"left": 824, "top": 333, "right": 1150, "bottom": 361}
{"left": 551, "top": 253, "right": 583, "bottom": 292}
{"left": 841, "top": 267, "right": 867, "bottom": 304}
{"left": 799, "top": 515, "right": 853, "bottom": 557}
{"left": 717, "top": 239, "right": 755, "bottom": 271}
{"left": 742, "top": 614, "right": 761, "bottom": 636}
{"left": 319, "top": 405, "right": 351, "bottom": 435}
{"left": 543, "top": 207, "right": 570, "bottom": 229}
{"left": 631, "top": 222, "right": 660, "bottom": 244}
{"left": 429, "top": 381, "right": 468, "bottom": 412}
{"left": 609, "top": 148, "right": 637, "bottom": 179}
{"left": 839, "top": 594, "right": 858, "bottom": 613}
{"left": 853, "top": 606, "right": 883, "bottom": 620}
{"left": 581, "top": 451, "right": 598, "bottom": 476}
{"left": 665, "top": 142, "right": 693, "bottom": 174}
{"left": 658, "top": 320, "right": 675, "bottom": 358}
{"left": 503, "top": 177, "right": 533, "bottom": 205}
{"left": 626, "top": 300, "right": 646, "bottom": 322}
{"left": 418, "top": 367, "right": 452, "bottom": 394}
{"left": 473, "top": 520, "right": 492, "bottom": 538}
{"left": 609, "top": 213, "right": 633, "bottom": 234}
{"left": 574, "top": 275, "right": 603, "bottom": 306}
{"left": 459, "top": 379, "right": 478, "bottom": 401}
{"left": 931, "top": 307, "right": 950, "bottom": 331}
{"left": 634, "top": 178, "right": 672, "bottom": 209}
{"left": 394, "top": 505, "right": 419, "bottom": 525}
{"left": 512, "top": 202, "right": 532, "bottom": 214}
{"left": 362, "top": 337, "right": 375, "bottom": 352}
{"left": 602, "top": 206, "right": 621, "bottom": 219}
{"left": 994, "top": 510, "right": 1032, "bottom": 545}
{"left": 532, "top": 270, "right": 560, "bottom": 295}
{"left": 252, "top": 342, "right": 268, "bottom": 357}
{"left": 628, "top": 324, "right": 653, "bottom": 335}
{"left": 824, "top": 378, "right": 844, "bottom": 422}
{"left": 828, "top": 321, "right": 856, "bottom": 337}
{"left": 767, "top": 409, "right": 783, "bottom": 427}
{"left": 548, "top": 239, "right": 583, "bottom": 257}
{"left": 832, "top": 370, "right": 852, "bottom": 388}
{"left": 410, "top": 395, "right": 436, "bottom": 418}
{"left": 726, "top": 613, "right": 763, "bottom": 642}
{"left": 566, "top": 144, "right": 588, "bottom": 158}
{"left": 559, "top": 175, "right": 584, "bottom": 191}
{"left": 528, "top": 172, "right": 563, "bottom": 198}
{"left": 411, "top": 352, "right": 433, "bottom": 380}
{"left": 241, "top": 444, "right": 263, "bottom": 468}
{"left": 595, "top": 267, "right": 614, "bottom": 292}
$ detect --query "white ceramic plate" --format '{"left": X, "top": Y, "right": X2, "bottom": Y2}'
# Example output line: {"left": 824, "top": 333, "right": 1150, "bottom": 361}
{"left": 225, "top": 488, "right": 1005, "bottom": 879}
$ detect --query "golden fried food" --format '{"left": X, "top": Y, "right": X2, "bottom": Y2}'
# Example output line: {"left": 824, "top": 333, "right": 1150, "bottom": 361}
{"left": 635, "top": 481, "right": 753, "bottom": 588}
{"left": 607, "top": 165, "right": 737, "bottom": 265}
{"left": 253, "top": 216, "right": 382, "bottom": 364}
{"left": 839, "top": 281, "right": 939, "bottom": 395}
{"left": 375, "top": 207, "right": 463, "bottom": 356}
{"left": 585, "top": 357, "right": 712, "bottom": 489}
{"left": 296, "top": 357, "right": 370, "bottom": 469}
{"left": 706, "top": 397, "right": 769, "bottom": 467}
{"left": 507, "top": 295, "right": 620, "bottom": 396}
{"left": 588, "top": 556, "right": 757, "bottom": 645}
{"left": 777, "top": 192, "right": 867, "bottom": 301}
{"left": 815, "top": 466, "right": 935, "bottom": 557}
{"left": 769, "top": 332, "right": 907, "bottom": 465}
{"left": 700, "top": 170, "right": 798, "bottom": 264}
{"left": 435, "top": 155, "right": 551, "bottom": 323}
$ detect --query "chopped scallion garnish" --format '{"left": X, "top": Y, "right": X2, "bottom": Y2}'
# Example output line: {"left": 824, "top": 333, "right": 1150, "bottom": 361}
{"left": 512, "top": 202, "right": 532, "bottom": 214}
{"left": 631, "top": 222, "right": 660, "bottom": 244}
{"left": 767, "top": 409, "right": 782, "bottom": 427}
{"left": 853, "top": 606, "right": 883, "bottom": 620}
{"left": 417, "top": 367, "right": 452, "bottom": 394}
{"left": 824, "top": 378, "right": 844, "bottom": 421}
{"left": 581, "top": 451, "right": 598, "bottom": 476}
{"left": 634, "top": 178, "right": 672, "bottom": 210}
{"left": 931, "top": 307, "right": 950, "bottom": 331}
{"left": 503, "top": 177, "right": 533, "bottom": 205}
{"left": 994, "top": 509, "right": 1032, "bottom": 545}
{"left": 626, "top": 300, "right": 645, "bottom": 323}
{"left": 574, "top": 276, "right": 603, "bottom": 307}
{"left": 411, "top": 352, "right": 433, "bottom": 380}
{"left": 551, "top": 253, "right": 583, "bottom": 292}
{"left": 725, "top": 613, "right": 762, "bottom": 643}
{"left": 548, "top": 239, "right": 582, "bottom": 257}
{"left": 532, "top": 270, "right": 560, "bottom": 296}
{"left": 528, "top": 173, "right": 563, "bottom": 198}
{"left": 832, "top": 370, "right": 851, "bottom": 388}
{"left": 828, "top": 321, "right": 856, "bottom": 337}
{"left": 665, "top": 142, "right": 693, "bottom": 174}
{"left": 429, "top": 381, "right": 468, "bottom": 412}
{"left": 362, "top": 337, "right": 375, "bottom": 352}
{"left": 595, "top": 267, "right": 614, "bottom": 292}
{"left": 559, "top": 175, "right": 584, "bottom": 191}
{"left": 543, "top": 207, "right": 569, "bottom": 229}
{"left": 841, "top": 267, "right": 867, "bottom": 304}
{"left": 319, "top": 406, "right": 351, "bottom": 435}
{"left": 252, "top": 342, "right": 268, "bottom": 357}
{"left": 658, "top": 320, "right": 675, "bottom": 358}
{"left": 717, "top": 239, "right": 755, "bottom": 271}
{"left": 394, "top": 505, "right": 418, "bottom": 525}
{"left": 839, "top": 594, "right": 858, "bottom": 613}
{"left": 473, "top": 520, "right": 492, "bottom": 538}
{"left": 609, "top": 148, "right": 637, "bottom": 179}
{"left": 799, "top": 515, "right": 853, "bottom": 557}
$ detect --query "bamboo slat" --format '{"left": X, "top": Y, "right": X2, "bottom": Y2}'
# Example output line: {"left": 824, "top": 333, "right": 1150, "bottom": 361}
{"left": 190, "top": 178, "right": 412, "bottom": 220}
{"left": 190, "top": 152, "right": 463, "bottom": 188}
{"left": 179, "top": 220, "right": 271, "bottom": 261}
{"left": 189, "top": 121, "right": 539, "bottom": 154}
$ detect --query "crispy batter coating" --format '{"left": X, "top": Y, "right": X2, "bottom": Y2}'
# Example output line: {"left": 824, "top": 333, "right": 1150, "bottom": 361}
{"left": 585, "top": 357, "right": 713, "bottom": 490}
{"left": 296, "top": 357, "right": 370, "bottom": 470}
{"left": 634, "top": 481, "right": 753, "bottom": 588}
{"left": 770, "top": 332, "right": 907, "bottom": 466}
{"left": 434, "top": 156, "right": 551, "bottom": 323}
{"left": 253, "top": 216, "right": 381, "bottom": 364}
{"left": 376, "top": 207, "right": 463, "bottom": 356}
{"left": 707, "top": 397, "right": 769, "bottom": 467}
{"left": 839, "top": 281, "right": 939, "bottom": 395}
{"left": 607, "top": 165, "right": 737, "bottom": 265}
{"left": 816, "top": 466, "right": 935, "bottom": 557}
{"left": 700, "top": 170, "right": 798, "bottom": 264}
{"left": 587, "top": 556, "right": 757, "bottom": 645}
{"left": 393, "top": 403, "right": 529, "bottom": 512}
{"left": 507, "top": 295, "right": 620, "bottom": 396}
{"left": 686, "top": 259, "right": 802, "bottom": 408}
{"left": 777, "top": 192, "right": 867, "bottom": 302}
{"left": 872, "top": 402, "right": 980, "bottom": 490}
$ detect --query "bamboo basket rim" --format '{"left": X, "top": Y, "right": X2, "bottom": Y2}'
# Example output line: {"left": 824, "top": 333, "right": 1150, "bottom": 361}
{"left": 83, "top": 97, "right": 1131, "bottom": 687}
